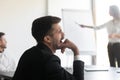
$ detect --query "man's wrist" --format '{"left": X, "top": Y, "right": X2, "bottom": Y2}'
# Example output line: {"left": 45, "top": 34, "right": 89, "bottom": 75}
{"left": 74, "top": 55, "right": 81, "bottom": 61}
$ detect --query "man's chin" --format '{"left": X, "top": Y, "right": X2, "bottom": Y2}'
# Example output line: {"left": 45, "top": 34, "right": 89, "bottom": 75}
{"left": 57, "top": 44, "right": 63, "bottom": 49}
{"left": 56, "top": 47, "right": 61, "bottom": 50}
{"left": 2, "top": 46, "right": 7, "bottom": 49}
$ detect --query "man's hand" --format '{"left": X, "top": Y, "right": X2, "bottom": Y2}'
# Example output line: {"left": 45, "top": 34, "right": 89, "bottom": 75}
{"left": 60, "top": 39, "right": 80, "bottom": 56}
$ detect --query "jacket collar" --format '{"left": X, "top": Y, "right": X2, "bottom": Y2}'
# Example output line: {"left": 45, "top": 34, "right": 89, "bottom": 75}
{"left": 36, "top": 42, "right": 53, "bottom": 54}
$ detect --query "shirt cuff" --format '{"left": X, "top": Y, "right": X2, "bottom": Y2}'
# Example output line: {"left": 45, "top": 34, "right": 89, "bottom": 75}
{"left": 74, "top": 55, "right": 81, "bottom": 61}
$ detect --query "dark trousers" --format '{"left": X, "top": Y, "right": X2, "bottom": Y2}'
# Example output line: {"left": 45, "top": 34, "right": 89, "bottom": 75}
{"left": 108, "top": 42, "right": 120, "bottom": 67}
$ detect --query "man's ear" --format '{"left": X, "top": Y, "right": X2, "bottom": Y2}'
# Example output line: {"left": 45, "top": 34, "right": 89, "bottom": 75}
{"left": 44, "top": 35, "right": 51, "bottom": 43}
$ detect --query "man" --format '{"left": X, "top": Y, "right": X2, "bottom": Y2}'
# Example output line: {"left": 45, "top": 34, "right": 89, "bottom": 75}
{"left": 12, "top": 16, "right": 84, "bottom": 80}
{"left": 0, "top": 32, "right": 16, "bottom": 72}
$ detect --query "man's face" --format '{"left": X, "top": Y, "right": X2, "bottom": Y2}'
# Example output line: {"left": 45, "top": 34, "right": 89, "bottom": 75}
{"left": 0, "top": 35, "right": 7, "bottom": 49}
{"left": 49, "top": 23, "right": 64, "bottom": 50}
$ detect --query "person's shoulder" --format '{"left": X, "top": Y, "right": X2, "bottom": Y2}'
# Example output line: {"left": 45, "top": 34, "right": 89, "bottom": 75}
{"left": 2, "top": 51, "right": 16, "bottom": 69}
{"left": 3, "top": 51, "right": 13, "bottom": 59}
{"left": 24, "top": 46, "right": 36, "bottom": 52}
{"left": 22, "top": 46, "right": 37, "bottom": 55}
{"left": 102, "top": 19, "right": 113, "bottom": 26}
{"left": 19, "top": 46, "right": 37, "bottom": 59}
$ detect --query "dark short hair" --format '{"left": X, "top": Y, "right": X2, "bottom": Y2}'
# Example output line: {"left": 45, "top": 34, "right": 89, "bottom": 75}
{"left": 0, "top": 32, "right": 5, "bottom": 38}
{"left": 32, "top": 16, "right": 61, "bottom": 43}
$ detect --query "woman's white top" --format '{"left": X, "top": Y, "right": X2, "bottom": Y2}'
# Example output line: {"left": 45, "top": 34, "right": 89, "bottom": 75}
{"left": 94, "top": 19, "right": 120, "bottom": 43}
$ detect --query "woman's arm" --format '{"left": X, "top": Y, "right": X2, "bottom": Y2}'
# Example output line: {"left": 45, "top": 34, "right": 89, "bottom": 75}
{"left": 80, "top": 24, "right": 94, "bottom": 29}
{"left": 109, "top": 33, "right": 120, "bottom": 38}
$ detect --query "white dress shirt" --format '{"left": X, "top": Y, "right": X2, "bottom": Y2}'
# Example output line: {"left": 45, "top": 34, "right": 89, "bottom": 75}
{"left": 94, "top": 19, "right": 120, "bottom": 43}
{"left": 0, "top": 52, "right": 16, "bottom": 72}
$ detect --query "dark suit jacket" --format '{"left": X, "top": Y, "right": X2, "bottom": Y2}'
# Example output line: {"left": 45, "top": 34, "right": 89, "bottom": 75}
{"left": 12, "top": 43, "right": 84, "bottom": 80}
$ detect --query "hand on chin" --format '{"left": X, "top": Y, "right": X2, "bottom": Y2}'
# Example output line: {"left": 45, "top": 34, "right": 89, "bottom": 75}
{"left": 58, "top": 43, "right": 66, "bottom": 53}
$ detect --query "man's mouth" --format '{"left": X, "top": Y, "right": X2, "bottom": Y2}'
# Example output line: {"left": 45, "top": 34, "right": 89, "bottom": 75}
{"left": 60, "top": 40, "right": 63, "bottom": 43}
{"left": 58, "top": 39, "right": 64, "bottom": 47}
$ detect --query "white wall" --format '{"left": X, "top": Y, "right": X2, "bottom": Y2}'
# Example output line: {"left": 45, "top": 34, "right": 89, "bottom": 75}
{"left": 0, "top": 0, "right": 94, "bottom": 67}
{"left": 0, "top": 0, "right": 47, "bottom": 64}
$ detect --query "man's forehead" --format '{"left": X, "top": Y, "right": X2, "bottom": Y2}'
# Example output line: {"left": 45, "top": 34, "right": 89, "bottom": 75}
{"left": 52, "top": 24, "right": 61, "bottom": 29}
{"left": 0, "top": 35, "right": 6, "bottom": 40}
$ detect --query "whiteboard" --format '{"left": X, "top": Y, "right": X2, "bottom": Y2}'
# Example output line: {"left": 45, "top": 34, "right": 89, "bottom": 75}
{"left": 62, "top": 9, "right": 96, "bottom": 53}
